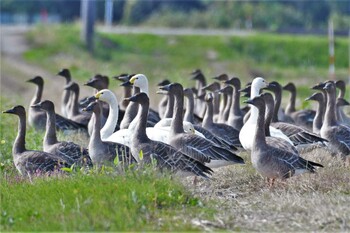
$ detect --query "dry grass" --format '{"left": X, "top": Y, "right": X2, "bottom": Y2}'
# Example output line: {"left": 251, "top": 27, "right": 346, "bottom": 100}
{"left": 182, "top": 148, "right": 350, "bottom": 232}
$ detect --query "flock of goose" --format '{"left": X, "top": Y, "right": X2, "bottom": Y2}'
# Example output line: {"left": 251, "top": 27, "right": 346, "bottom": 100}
{"left": 3, "top": 68, "right": 350, "bottom": 185}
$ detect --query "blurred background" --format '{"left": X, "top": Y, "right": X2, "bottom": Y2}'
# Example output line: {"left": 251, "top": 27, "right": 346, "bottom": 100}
{"left": 1, "top": 0, "right": 350, "bottom": 33}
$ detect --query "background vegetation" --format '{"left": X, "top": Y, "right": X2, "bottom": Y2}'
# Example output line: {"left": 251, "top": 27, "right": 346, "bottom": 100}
{"left": 1, "top": 0, "right": 350, "bottom": 32}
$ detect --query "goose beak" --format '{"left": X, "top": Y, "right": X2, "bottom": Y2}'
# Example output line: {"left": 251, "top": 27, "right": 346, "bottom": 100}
{"left": 243, "top": 99, "right": 253, "bottom": 105}
{"left": 84, "top": 79, "right": 96, "bottom": 87}
{"left": 129, "top": 75, "right": 137, "bottom": 84}
{"left": 81, "top": 96, "right": 97, "bottom": 106}
{"left": 2, "top": 109, "right": 15, "bottom": 114}
{"left": 156, "top": 90, "right": 168, "bottom": 95}
{"left": 125, "top": 95, "right": 137, "bottom": 103}
{"left": 120, "top": 80, "right": 132, "bottom": 87}
{"left": 95, "top": 92, "right": 102, "bottom": 99}
{"left": 159, "top": 84, "right": 171, "bottom": 91}
{"left": 31, "top": 102, "right": 42, "bottom": 109}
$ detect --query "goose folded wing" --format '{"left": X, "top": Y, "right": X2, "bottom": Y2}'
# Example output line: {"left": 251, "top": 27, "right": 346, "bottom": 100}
{"left": 149, "top": 141, "right": 213, "bottom": 178}
{"left": 22, "top": 151, "right": 68, "bottom": 173}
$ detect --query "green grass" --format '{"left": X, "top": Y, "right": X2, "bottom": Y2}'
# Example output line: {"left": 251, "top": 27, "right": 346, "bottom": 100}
{"left": 1, "top": 168, "right": 212, "bottom": 231}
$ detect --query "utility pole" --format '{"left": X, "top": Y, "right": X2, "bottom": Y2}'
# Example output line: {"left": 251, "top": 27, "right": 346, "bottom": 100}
{"left": 105, "top": 0, "right": 113, "bottom": 27}
{"left": 81, "top": 0, "right": 96, "bottom": 52}
{"left": 328, "top": 20, "right": 335, "bottom": 80}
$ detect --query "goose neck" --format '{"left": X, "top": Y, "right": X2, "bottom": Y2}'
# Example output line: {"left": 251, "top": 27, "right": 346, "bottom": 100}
{"left": 13, "top": 113, "right": 27, "bottom": 154}
{"left": 203, "top": 100, "right": 214, "bottom": 127}
{"left": 324, "top": 89, "right": 337, "bottom": 126}
{"left": 272, "top": 91, "right": 281, "bottom": 122}
{"left": 253, "top": 105, "right": 267, "bottom": 150}
{"left": 230, "top": 87, "right": 241, "bottom": 115}
{"left": 286, "top": 90, "right": 296, "bottom": 114}
{"left": 44, "top": 110, "right": 58, "bottom": 146}
{"left": 164, "top": 94, "right": 174, "bottom": 118}
{"left": 170, "top": 91, "right": 185, "bottom": 135}
{"left": 31, "top": 84, "right": 43, "bottom": 105}
{"left": 101, "top": 97, "right": 119, "bottom": 140}
{"left": 184, "top": 95, "right": 195, "bottom": 123}
{"left": 133, "top": 101, "right": 149, "bottom": 142}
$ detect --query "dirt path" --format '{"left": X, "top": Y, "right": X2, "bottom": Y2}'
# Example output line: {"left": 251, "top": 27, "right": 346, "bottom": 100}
{"left": 0, "top": 25, "right": 89, "bottom": 110}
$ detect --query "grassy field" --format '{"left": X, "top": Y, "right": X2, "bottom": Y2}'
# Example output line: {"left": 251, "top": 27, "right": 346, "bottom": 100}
{"left": 1, "top": 24, "right": 350, "bottom": 231}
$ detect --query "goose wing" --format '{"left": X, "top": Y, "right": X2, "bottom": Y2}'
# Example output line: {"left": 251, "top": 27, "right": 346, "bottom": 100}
{"left": 149, "top": 141, "right": 213, "bottom": 178}
{"left": 55, "top": 113, "right": 87, "bottom": 131}
{"left": 20, "top": 150, "right": 68, "bottom": 174}
{"left": 179, "top": 134, "right": 244, "bottom": 163}
{"left": 333, "top": 126, "right": 350, "bottom": 155}
{"left": 193, "top": 125, "right": 238, "bottom": 151}
{"left": 211, "top": 123, "right": 242, "bottom": 147}
{"left": 272, "top": 122, "right": 327, "bottom": 145}
{"left": 55, "top": 141, "right": 92, "bottom": 166}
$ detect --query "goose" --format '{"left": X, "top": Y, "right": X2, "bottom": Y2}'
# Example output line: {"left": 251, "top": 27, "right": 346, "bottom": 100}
{"left": 320, "top": 81, "right": 350, "bottom": 157}
{"left": 64, "top": 82, "right": 92, "bottom": 126}
{"left": 128, "top": 74, "right": 161, "bottom": 124}
{"left": 83, "top": 101, "right": 135, "bottom": 167}
{"left": 126, "top": 92, "right": 213, "bottom": 177}
{"left": 183, "top": 86, "right": 237, "bottom": 151}
{"left": 213, "top": 73, "right": 229, "bottom": 121}
{"left": 94, "top": 89, "right": 169, "bottom": 146}
{"left": 190, "top": 69, "right": 207, "bottom": 118}
{"left": 57, "top": 68, "right": 72, "bottom": 117}
{"left": 335, "top": 80, "right": 350, "bottom": 125}
{"left": 84, "top": 74, "right": 110, "bottom": 135}
{"left": 336, "top": 97, "right": 350, "bottom": 123}
{"left": 239, "top": 77, "right": 293, "bottom": 150}
{"left": 157, "top": 79, "right": 171, "bottom": 119}
{"left": 244, "top": 95, "right": 323, "bottom": 186}
{"left": 3, "top": 105, "right": 69, "bottom": 176}
{"left": 304, "top": 92, "right": 325, "bottom": 135}
{"left": 156, "top": 87, "right": 174, "bottom": 119}
{"left": 283, "top": 82, "right": 315, "bottom": 129}
{"left": 26, "top": 76, "right": 87, "bottom": 133}
{"left": 160, "top": 83, "right": 244, "bottom": 168}
{"left": 202, "top": 92, "right": 242, "bottom": 148}
{"left": 217, "top": 85, "right": 232, "bottom": 124}
{"left": 31, "top": 100, "right": 92, "bottom": 167}
{"left": 201, "top": 81, "right": 221, "bottom": 122}
{"left": 183, "top": 87, "right": 202, "bottom": 125}
{"left": 113, "top": 73, "right": 134, "bottom": 111}
{"left": 264, "top": 81, "right": 294, "bottom": 123}
{"left": 262, "top": 92, "right": 327, "bottom": 147}
{"left": 225, "top": 77, "right": 244, "bottom": 131}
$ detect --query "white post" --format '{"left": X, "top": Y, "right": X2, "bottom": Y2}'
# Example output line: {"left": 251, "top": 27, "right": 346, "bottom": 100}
{"left": 328, "top": 20, "right": 335, "bottom": 80}
{"left": 105, "top": 0, "right": 113, "bottom": 27}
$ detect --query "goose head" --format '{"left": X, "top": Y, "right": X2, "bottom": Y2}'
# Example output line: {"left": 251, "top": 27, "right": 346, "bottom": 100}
{"left": 213, "top": 73, "right": 228, "bottom": 81}
{"left": 64, "top": 81, "right": 79, "bottom": 93}
{"left": 27, "top": 76, "right": 44, "bottom": 86}
{"left": 282, "top": 82, "right": 296, "bottom": 92}
{"left": 190, "top": 69, "right": 205, "bottom": 81}
{"left": 202, "top": 82, "right": 220, "bottom": 92}
{"left": 94, "top": 89, "right": 117, "bottom": 104}
{"left": 305, "top": 92, "right": 324, "bottom": 102}
{"left": 183, "top": 122, "right": 196, "bottom": 134}
{"left": 157, "top": 79, "right": 171, "bottom": 86}
{"left": 217, "top": 85, "right": 233, "bottom": 95}
{"left": 183, "top": 88, "right": 194, "bottom": 98}
{"left": 311, "top": 81, "right": 327, "bottom": 90}
{"left": 129, "top": 74, "right": 148, "bottom": 91}
{"left": 244, "top": 95, "right": 265, "bottom": 111}
{"left": 3, "top": 105, "right": 25, "bottom": 116}
{"left": 264, "top": 81, "right": 281, "bottom": 94}
{"left": 224, "top": 77, "right": 241, "bottom": 89}
{"left": 251, "top": 77, "right": 269, "bottom": 91}
{"left": 113, "top": 73, "right": 130, "bottom": 82}
{"left": 323, "top": 81, "right": 336, "bottom": 93}
{"left": 82, "top": 101, "right": 100, "bottom": 114}
{"left": 335, "top": 80, "right": 346, "bottom": 98}
{"left": 239, "top": 84, "right": 251, "bottom": 97}
{"left": 57, "top": 68, "right": 71, "bottom": 81}
{"left": 159, "top": 83, "right": 184, "bottom": 96}
{"left": 125, "top": 92, "right": 149, "bottom": 105}
{"left": 31, "top": 100, "right": 55, "bottom": 112}
{"left": 336, "top": 97, "right": 350, "bottom": 107}
{"left": 84, "top": 74, "right": 109, "bottom": 90}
